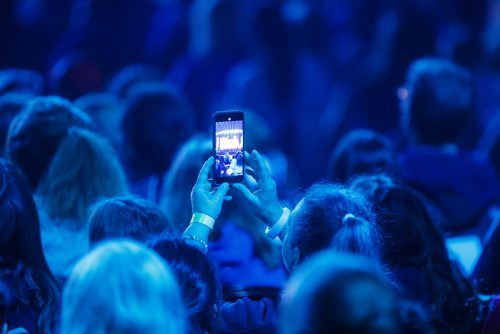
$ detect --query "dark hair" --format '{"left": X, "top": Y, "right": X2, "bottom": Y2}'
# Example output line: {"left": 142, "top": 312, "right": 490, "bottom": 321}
{"left": 120, "top": 81, "right": 194, "bottom": 179}
{"left": 402, "top": 58, "right": 476, "bottom": 146}
{"left": 88, "top": 196, "right": 174, "bottom": 247}
{"left": 0, "top": 68, "right": 44, "bottom": 96}
{"left": 327, "top": 128, "right": 396, "bottom": 183}
{"left": 281, "top": 251, "right": 402, "bottom": 334}
{"left": 0, "top": 159, "right": 60, "bottom": 333}
{"left": 288, "top": 183, "right": 380, "bottom": 263}
{"left": 351, "top": 174, "right": 479, "bottom": 333}
{"left": 151, "top": 238, "right": 220, "bottom": 334}
{"left": 5, "top": 96, "right": 92, "bottom": 191}
{"left": 0, "top": 93, "right": 30, "bottom": 157}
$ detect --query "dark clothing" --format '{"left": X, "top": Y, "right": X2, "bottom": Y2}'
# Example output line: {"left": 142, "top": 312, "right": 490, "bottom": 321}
{"left": 398, "top": 147, "right": 498, "bottom": 232}
{"left": 219, "top": 297, "right": 278, "bottom": 334}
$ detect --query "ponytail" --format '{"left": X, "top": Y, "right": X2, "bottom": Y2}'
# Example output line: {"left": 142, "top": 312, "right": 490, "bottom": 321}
{"left": 331, "top": 213, "right": 381, "bottom": 260}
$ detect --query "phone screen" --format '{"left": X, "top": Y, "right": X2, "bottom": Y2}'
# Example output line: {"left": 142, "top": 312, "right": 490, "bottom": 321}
{"left": 213, "top": 111, "right": 244, "bottom": 184}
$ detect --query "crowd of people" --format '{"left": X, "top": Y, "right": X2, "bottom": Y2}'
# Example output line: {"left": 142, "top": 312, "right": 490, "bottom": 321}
{"left": 1, "top": 0, "right": 500, "bottom": 333}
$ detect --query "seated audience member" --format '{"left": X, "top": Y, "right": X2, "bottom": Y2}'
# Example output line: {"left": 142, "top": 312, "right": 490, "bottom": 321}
{"left": 280, "top": 251, "right": 434, "bottom": 334}
{"left": 5, "top": 96, "right": 92, "bottom": 191}
{"left": 327, "top": 128, "right": 397, "bottom": 183}
{"left": 151, "top": 238, "right": 220, "bottom": 334}
{"left": 88, "top": 196, "right": 175, "bottom": 247}
{"left": 120, "top": 81, "right": 194, "bottom": 203}
{"left": 36, "top": 127, "right": 128, "bottom": 277}
{"left": 163, "top": 135, "right": 287, "bottom": 294}
{"left": 351, "top": 174, "right": 480, "bottom": 334}
{"left": 61, "top": 240, "right": 185, "bottom": 334}
{"left": 398, "top": 58, "right": 498, "bottom": 232}
{"left": 0, "top": 68, "right": 45, "bottom": 96}
{"left": 74, "top": 92, "right": 125, "bottom": 150}
{"left": 185, "top": 150, "right": 381, "bottom": 272}
{"left": 0, "top": 159, "right": 60, "bottom": 333}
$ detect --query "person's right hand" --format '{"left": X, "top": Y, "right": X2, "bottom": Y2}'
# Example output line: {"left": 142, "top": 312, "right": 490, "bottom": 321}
{"left": 191, "top": 156, "right": 230, "bottom": 220}
{"left": 232, "top": 150, "right": 284, "bottom": 227}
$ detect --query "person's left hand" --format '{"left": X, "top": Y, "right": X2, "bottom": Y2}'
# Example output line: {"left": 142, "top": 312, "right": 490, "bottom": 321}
{"left": 191, "top": 156, "right": 231, "bottom": 219}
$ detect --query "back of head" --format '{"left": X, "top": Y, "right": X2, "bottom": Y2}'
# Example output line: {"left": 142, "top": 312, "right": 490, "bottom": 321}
{"left": 0, "top": 68, "right": 45, "bottom": 96}
{"left": 0, "top": 93, "right": 31, "bottom": 157}
{"left": 37, "top": 127, "right": 128, "bottom": 224}
{"left": 6, "top": 96, "right": 92, "bottom": 191}
{"left": 121, "top": 81, "right": 194, "bottom": 178}
{"left": 152, "top": 238, "right": 220, "bottom": 334}
{"left": 328, "top": 128, "right": 396, "bottom": 183}
{"left": 401, "top": 58, "right": 476, "bottom": 146}
{"left": 108, "top": 64, "right": 165, "bottom": 99}
{"left": 88, "top": 196, "right": 174, "bottom": 247}
{"left": 350, "top": 174, "right": 445, "bottom": 267}
{"left": 61, "top": 240, "right": 185, "bottom": 334}
{"left": 351, "top": 174, "right": 479, "bottom": 333}
{"left": 280, "top": 251, "right": 400, "bottom": 334}
{"left": 0, "top": 158, "right": 59, "bottom": 333}
{"left": 74, "top": 93, "right": 125, "bottom": 149}
{"left": 287, "top": 183, "right": 380, "bottom": 265}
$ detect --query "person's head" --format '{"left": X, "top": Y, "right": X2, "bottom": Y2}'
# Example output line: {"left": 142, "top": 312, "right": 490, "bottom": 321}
{"left": 88, "top": 196, "right": 174, "bottom": 247}
{"left": 74, "top": 92, "right": 125, "bottom": 150}
{"left": 351, "top": 174, "right": 479, "bottom": 333}
{"left": 121, "top": 81, "right": 194, "bottom": 179}
{"left": 280, "top": 251, "right": 400, "bottom": 334}
{"left": 5, "top": 96, "right": 92, "bottom": 191}
{"left": 36, "top": 127, "right": 128, "bottom": 225}
{"left": 151, "top": 238, "right": 220, "bottom": 334}
{"left": 0, "top": 93, "right": 32, "bottom": 157}
{"left": 108, "top": 64, "right": 165, "bottom": 99}
{"left": 327, "top": 128, "right": 397, "bottom": 183}
{"left": 282, "top": 183, "right": 380, "bottom": 272}
{"left": 161, "top": 134, "right": 211, "bottom": 234}
{"left": 0, "top": 68, "right": 45, "bottom": 96}
{"left": 61, "top": 240, "right": 185, "bottom": 334}
{"left": 350, "top": 174, "right": 445, "bottom": 268}
{"left": 0, "top": 158, "right": 59, "bottom": 333}
{"left": 400, "top": 58, "right": 476, "bottom": 147}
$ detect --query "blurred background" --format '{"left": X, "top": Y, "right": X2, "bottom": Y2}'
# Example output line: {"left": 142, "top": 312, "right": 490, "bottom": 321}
{"left": 0, "top": 0, "right": 499, "bottom": 186}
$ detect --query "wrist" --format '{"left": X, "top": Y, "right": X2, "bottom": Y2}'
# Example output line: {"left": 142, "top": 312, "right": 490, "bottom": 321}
{"left": 265, "top": 207, "right": 290, "bottom": 240}
{"left": 265, "top": 205, "right": 285, "bottom": 228}
{"left": 190, "top": 212, "right": 215, "bottom": 230}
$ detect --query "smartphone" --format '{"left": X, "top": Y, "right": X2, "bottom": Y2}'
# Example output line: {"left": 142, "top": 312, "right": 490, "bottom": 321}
{"left": 213, "top": 110, "right": 244, "bottom": 185}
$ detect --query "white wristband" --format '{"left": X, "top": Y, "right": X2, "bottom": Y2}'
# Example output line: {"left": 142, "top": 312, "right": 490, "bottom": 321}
{"left": 265, "top": 207, "right": 290, "bottom": 239}
{"left": 190, "top": 213, "right": 216, "bottom": 230}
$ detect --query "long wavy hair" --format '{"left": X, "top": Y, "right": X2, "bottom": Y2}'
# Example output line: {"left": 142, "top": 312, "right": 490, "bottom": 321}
{"left": 351, "top": 174, "right": 479, "bottom": 333}
{"left": 37, "top": 127, "right": 128, "bottom": 227}
{"left": 0, "top": 159, "right": 60, "bottom": 333}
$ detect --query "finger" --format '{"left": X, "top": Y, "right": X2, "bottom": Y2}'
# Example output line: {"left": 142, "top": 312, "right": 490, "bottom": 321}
{"left": 224, "top": 195, "right": 233, "bottom": 201}
{"left": 195, "top": 156, "right": 214, "bottom": 186}
{"left": 213, "top": 182, "right": 230, "bottom": 201}
{"left": 245, "top": 151, "right": 259, "bottom": 169}
{"left": 232, "top": 183, "right": 258, "bottom": 205}
{"left": 245, "top": 166, "right": 258, "bottom": 180}
{"left": 252, "top": 150, "right": 271, "bottom": 179}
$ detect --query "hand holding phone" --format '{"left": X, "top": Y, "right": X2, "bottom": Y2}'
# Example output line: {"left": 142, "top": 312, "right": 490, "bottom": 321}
{"left": 213, "top": 110, "right": 244, "bottom": 185}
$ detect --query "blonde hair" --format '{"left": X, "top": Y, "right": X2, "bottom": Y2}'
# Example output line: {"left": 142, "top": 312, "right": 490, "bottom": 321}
{"left": 61, "top": 240, "right": 186, "bottom": 334}
{"left": 37, "top": 127, "right": 128, "bottom": 225}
